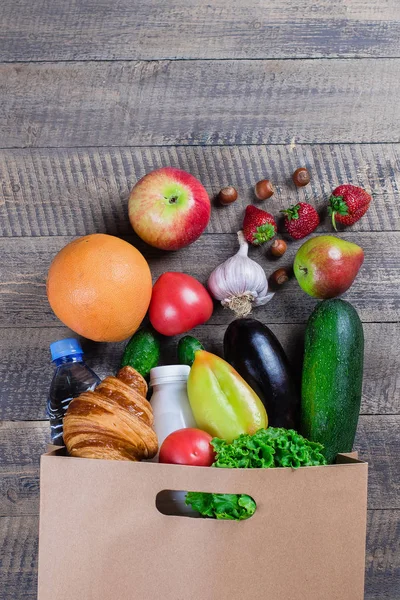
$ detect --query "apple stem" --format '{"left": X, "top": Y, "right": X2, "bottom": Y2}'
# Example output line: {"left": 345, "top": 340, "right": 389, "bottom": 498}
{"left": 168, "top": 197, "right": 178, "bottom": 204}
{"left": 299, "top": 266, "right": 308, "bottom": 275}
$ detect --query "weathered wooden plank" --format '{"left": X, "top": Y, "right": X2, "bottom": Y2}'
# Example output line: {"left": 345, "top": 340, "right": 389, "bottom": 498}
{"left": 0, "top": 510, "right": 398, "bottom": 599}
{"left": 366, "top": 510, "right": 400, "bottom": 599}
{"left": 0, "top": 516, "right": 39, "bottom": 600}
{"left": 2, "top": 0, "right": 400, "bottom": 61}
{"left": 1, "top": 60, "right": 399, "bottom": 148}
{"left": 0, "top": 232, "right": 398, "bottom": 328}
{"left": 355, "top": 417, "right": 400, "bottom": 511}
{"left": 0, "top": 322, "right": 397, "bottom": 422}
{"left": 0, "top": 423, "right": 48, "bottom": 470}
{"left": 0, "top": 472, "right": 40, "bottom": 517}
{"left": 1, "top": 145, "right": 399, "bottom": 237}
{"left": 0, "top": 416, "right": 398, "bottom": 517}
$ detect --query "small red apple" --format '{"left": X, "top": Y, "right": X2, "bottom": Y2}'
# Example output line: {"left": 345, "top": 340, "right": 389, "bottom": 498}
{"left": 128, "top": 167, "right": 211, "bottom": 251}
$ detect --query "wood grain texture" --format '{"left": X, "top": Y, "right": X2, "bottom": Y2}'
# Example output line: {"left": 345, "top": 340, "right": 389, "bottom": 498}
{"left": 1, "top": 60, "right": 400, "bottom": 148}
{"left": 0, "top": 516, "right": 39, "bottom": 600}
{"left": 1, "top": 511, "right": 399, "bottom": 600}
{"left": 2, "top": 0, "right": 400, "bottom": 61}
{"left": 366, "top": 510, "right": 400, "bottom": 599}
{"left": 355, "top": 417, "right": 400, "bottom": 510}
{"left": 0, "top": 322, "right": 398, "bottom": 422}
{"left": 0, "top": 422, "right": 48, "bottom": 469}
{"left": 0, "top": 422, "right": 47, "bottom": 517}
{"left": 1, "top": 0, "right": 399, "bottom": 597}
{"left": 0, "top": 472, "right": 40, "bottom": 517}
{"left": 0, "top": 416, "right": 398, "bottom": 516}
{"left": 1, "top": 145, "right": 399, "bottom": 237}
{"left": 1, "top": 232, "right": 399, "bottom": 328}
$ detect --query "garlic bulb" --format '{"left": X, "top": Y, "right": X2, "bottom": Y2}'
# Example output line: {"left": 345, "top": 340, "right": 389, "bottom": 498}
{"left": 208, "top": 230, "right": 274, "bottom": 317}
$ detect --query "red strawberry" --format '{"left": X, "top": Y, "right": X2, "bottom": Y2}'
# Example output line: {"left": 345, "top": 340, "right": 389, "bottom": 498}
{"left": 281, "top": 202, "right": 320, "bottom": 240}
{"left": 243, "top": 205, "right": 277, "bottom": 246}
{"left": 328, "top": 184, "right": 371, "bottom": 230}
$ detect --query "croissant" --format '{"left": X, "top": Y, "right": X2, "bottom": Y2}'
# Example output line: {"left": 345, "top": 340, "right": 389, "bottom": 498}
{"left": 64, "top": 366, "right": 158, "bottom": 461}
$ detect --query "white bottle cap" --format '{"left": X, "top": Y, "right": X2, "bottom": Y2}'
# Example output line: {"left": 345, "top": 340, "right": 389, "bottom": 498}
{"left": 150, "top": 365, "right": 191, "bottom": 386}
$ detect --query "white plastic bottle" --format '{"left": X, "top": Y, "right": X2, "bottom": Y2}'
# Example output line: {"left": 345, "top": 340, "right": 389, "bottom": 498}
{"left": 149, "top": 365, "right": 198, "bottom": 516}
{"left": 149, "top": 365, "right": 196, "bottom": 447}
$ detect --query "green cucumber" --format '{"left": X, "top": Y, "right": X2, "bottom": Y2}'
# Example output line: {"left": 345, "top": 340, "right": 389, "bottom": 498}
{"left": 121, "top": 329, "right": 160, "bottom": 378}
{"left": 178, "top": 335, "right": 204, "bottom": 366}
{"left": 301, "top": 299, "right": 364, "bottom": 464}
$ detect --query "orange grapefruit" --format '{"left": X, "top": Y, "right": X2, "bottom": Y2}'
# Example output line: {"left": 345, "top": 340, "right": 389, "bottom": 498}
{"left": 47, "top": 234, "right": 152, "bottom": 342}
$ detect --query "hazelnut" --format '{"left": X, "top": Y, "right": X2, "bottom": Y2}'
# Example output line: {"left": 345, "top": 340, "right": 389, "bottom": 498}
{"left": 255, "top": 179, "right": 274, "bottom": 200}
{"left": 270, "top": 239, "right": 287, "bottom": 257}
{"left": 270, "top": 268, "right": 289, "bottom": 286}
{"left": 218, "top": 186, "right": 238, "bottom": 205}
{"left": 292, "top": 167, "right": 310, "bottom": 187}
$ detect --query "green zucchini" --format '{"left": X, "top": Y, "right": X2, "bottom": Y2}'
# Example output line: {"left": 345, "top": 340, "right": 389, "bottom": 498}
{"left": 301, "top": 299, "right": 364, "bottom": 463}
{"left": 121, "top": 329, "right": 160, "bottom": 378}
{"left": 178, "top": 335, "right": 204, "bottom": 366}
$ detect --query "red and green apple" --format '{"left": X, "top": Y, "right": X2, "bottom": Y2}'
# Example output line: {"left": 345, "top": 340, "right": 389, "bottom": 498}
{"left": 128, "top": 167, "right": 211, "bottom": 251}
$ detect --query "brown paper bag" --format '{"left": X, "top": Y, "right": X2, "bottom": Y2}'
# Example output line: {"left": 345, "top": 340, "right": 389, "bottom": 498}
{"left": 38, "top": 451, "right": 367, "bottom": 600}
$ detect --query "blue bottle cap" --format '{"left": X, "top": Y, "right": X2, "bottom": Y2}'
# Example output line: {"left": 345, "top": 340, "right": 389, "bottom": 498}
{"left": 50, "top": 338, "right": 83, "bottom": 362}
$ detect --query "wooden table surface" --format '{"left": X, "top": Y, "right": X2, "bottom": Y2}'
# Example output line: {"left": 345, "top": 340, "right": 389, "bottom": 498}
{"left": 1, "top": 1, "right": 399, "bottom": 598}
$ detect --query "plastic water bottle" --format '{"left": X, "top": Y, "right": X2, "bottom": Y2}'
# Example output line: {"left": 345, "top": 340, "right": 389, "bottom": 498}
{"left": 47, "top": 338, "right": 101, "bottom": 445}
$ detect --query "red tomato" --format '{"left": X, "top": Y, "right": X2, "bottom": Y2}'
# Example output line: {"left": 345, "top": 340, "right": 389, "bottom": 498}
{"left": 159, "top": 428, "right": 215, "bottom": 466}
{"left": 149, "top": 272, "right": 213, "bottom": 336}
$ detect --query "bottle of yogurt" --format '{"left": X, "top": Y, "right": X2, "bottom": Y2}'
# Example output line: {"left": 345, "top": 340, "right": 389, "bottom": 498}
{"left": 150, "top": 365, "right": 196, "bottom": 446}
{"left": 149, "top": 365, "right": 199, "bottom": 516}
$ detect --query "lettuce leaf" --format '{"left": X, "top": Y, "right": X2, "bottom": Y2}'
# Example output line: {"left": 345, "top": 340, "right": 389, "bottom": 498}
{"left": 212, "top": 427, "right": 327, "bottom": 469}
{"left": 185, "top": 492, "right": 256, "bottom": 520}
{"left": 186, "top": 428, "right": 326, "bottom": 520}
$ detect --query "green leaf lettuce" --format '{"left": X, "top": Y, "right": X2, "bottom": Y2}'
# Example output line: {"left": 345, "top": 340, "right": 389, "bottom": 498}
{"left": 185, "top": 428, "right": 327, "bottom": 520}
{"left": 185, "top": 492, "right": 256, "bottom": 521}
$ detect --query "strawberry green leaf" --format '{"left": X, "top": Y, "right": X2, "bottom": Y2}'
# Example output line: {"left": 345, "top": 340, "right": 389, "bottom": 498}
{"left": 328, "top": 195, "right": 349, "bottom": 215}
{"left": 280, "top": 204, "right": 301, "bottom": 221}
{"left": 328, "top": 195, "right": 348, "bottom": 231}
{"left": 253, "top": 223, "right": 276, "bottom": 244}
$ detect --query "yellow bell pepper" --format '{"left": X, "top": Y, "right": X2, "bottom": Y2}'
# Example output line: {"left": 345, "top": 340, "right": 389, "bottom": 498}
{"left": 187, "top": 350, "right": 268, "bottom": 442}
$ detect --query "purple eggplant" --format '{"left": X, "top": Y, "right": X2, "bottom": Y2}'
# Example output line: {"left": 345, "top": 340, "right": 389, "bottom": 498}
{"left": 224, "top": 318, "right": 300, "bottom": 430}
